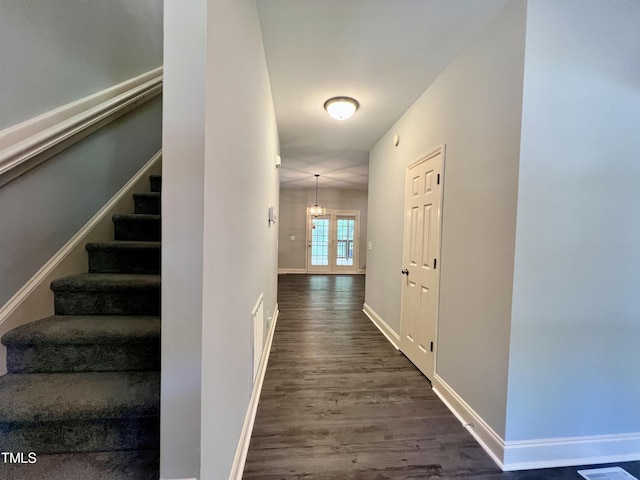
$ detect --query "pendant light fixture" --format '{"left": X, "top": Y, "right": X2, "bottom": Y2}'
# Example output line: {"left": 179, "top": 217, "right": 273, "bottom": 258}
{"left": 308, "top": 174, "right": 326, "bottom": 217}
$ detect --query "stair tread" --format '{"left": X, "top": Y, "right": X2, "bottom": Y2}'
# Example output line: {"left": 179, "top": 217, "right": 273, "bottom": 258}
{"left": 0, "top": 450, "right": 159, "bottom": 480}
{"left": 2, "top": 316, "right": 160, "bottom": 346}
{"left": 86, "top": 241, "right": 161, "bottom": 251}
{"left": 51, "top": 273, "right": 160, "bottom": 292}
{"left": 0, "top": 371, "right": 159, "bottom": 422}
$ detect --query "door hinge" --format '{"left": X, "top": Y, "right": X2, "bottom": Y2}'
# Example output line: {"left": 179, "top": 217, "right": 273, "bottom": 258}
{"left": 437, "top": 173, "right": 440, "bottom": 185}
{"left": 430, "top": 341, "right": 434, "bottom": 352}
{"left": 433, "top": 258, "right": 437, "bottom": 269}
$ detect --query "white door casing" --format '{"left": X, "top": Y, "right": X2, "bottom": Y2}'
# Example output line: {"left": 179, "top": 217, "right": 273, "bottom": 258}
{"left": 400, "top": 145, "right": 445, "bottom": 381}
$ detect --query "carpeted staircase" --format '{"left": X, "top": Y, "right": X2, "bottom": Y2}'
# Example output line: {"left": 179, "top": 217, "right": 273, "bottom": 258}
{"left": 0, "top": 174, "right": 162, "bottom": 480}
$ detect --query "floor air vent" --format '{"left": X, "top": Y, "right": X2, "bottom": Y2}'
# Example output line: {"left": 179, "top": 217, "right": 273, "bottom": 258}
{"left": 578, "top": 467, "right": 638, "bottom": 480}
{"left": 251, "top": 294, "right": 264, "bottom": 383}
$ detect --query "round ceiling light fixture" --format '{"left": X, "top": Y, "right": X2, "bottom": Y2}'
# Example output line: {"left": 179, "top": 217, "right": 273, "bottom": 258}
{"left": 324, "top": 96, "right": 359, "bottom": 120}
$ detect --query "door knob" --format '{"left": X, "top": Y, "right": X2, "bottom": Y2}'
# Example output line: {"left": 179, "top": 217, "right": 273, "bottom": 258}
{"left": 401, "top": 269, "right": 409, "bottom": 276}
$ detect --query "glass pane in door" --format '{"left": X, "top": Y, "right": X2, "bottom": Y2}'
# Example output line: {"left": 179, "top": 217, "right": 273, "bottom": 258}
{"left": 311, "top": 217, "right": 330, "bottom": 266}
{"left": 336, "top": 218, "right": 355, "bottom": 266}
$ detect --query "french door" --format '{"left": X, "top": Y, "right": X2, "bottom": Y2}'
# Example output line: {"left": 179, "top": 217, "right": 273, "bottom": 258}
{"left": 307, "top": 210, "right": 359, "bottom": 273}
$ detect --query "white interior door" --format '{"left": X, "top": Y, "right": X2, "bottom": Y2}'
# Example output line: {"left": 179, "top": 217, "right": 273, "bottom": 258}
{"left": 307, "top": 211, "right": 359, "bottom": 273}
{"left": 400, "top": 146, "right": 445, "bottom": 381}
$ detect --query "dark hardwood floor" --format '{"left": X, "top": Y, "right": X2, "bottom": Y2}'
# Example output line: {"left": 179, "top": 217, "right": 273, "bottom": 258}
{"left": 243, "top": 274, "right": 640, "bottom": 479}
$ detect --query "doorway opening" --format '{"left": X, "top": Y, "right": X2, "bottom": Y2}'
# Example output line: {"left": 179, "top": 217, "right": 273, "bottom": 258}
{"left": 306, "top": 210, "right": 360, "bottom": 274}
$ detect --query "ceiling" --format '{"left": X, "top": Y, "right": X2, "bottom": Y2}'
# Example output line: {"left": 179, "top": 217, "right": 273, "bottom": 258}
{"left": 256, "top": 0, "right": 510, "bottom": 190}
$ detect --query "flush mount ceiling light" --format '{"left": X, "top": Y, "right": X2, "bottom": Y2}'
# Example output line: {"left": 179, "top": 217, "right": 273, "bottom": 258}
{"left": 324, "top": 96, "right": 359, "bottom": 120}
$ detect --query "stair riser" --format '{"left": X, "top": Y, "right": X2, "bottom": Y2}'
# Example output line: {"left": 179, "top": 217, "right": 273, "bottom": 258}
{"left": 54, "top": 291, "right": 160, "bottom": 316}
{"left": 88, "top": 249, "right": 160, "bottom": 274}
{"left": 134, "top": 195, "right": 161, "bottom": 215}
{"left": 0, "top": 450, "right": 160, "bottom": 480}
{"left": 0, "top": 417, "right": 159, "bottom": 454}
{"left": 150, "top": 175, "right": 162, "bottom": 193}
{"left": 7, "top": 343, "right": 160, "bottom": 374}
{"left": 113, "top": 218, "right": 161, "bottom": 242}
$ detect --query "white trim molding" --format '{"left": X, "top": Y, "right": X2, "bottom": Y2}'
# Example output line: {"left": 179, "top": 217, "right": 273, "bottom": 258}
{"left": 432, "top": 373, "right": 506, "bottom": 470}
{"left": 502, "top": 432, "right": 640, "bottom": 472}
{"left": 277, "top": 268, "right": 307, "bottom": 274}
{"left": 362, "top": 303, "right": 400, "bottom": 350}
{"left": 432, "top": 373, "right": 640, "bottom": 471}
{"left": 0, "top": 67, "right": 163, "bottom": 187}
{"left": 0, "top": 152, "right": 162, "bottom": 374}
{"left": 229, "top": 304, "right": 279, "bottom": 480}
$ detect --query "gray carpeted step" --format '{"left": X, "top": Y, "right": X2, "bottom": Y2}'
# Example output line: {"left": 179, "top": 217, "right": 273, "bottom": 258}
{"left": 0, "top": 176, "right": 163, "bottom": 470}
{"left": 0, "top": 450, "right": 159, "bottom": 480}
{"left": 113, "top": 214, "right": 160, "bottom": 242}
{"left": 149, "top": 174, "right": 162, "bottom": 193}
{"left": 2, "top": 316, "right": 160, "bottom": 373}
{"left": 134, "top": 192, "right": 161, "bottom": 215}
{"left": 86, "top": 241, "right": 161, "bottom": 274}
{"left": 0, "top": 371, "right": 159, "bottom": 454}
{"left": 51, "top": 274, "right": 160, "bottom": 316}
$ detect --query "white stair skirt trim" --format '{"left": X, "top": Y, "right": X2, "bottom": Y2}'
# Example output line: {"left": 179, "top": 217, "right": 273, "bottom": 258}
{"left": 432, "top": 374, "right": 506, "bottom": 470}
{"left": 362, "top": 303, "right": 400, "bottom": 350}
{"left": 229, "top": 304, "right": 280, "bottom": 480}
{"left": 0, "top": 151, "right": 162, "bottom": 375}
{"left": 0, "top": 67, "right": 163, "bottom": 187}
{"left": 503, "top": 432, "right": 640, "bottom": 471}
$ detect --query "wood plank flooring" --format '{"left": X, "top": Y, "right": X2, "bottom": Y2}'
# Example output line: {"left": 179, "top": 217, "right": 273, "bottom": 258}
{"left": 243, "top": 274, "right": 640, "bottom": 479}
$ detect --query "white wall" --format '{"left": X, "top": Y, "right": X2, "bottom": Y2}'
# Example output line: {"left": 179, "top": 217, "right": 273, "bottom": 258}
{"left": 0, "top": 0, "right": 163, "bottom": 131}
{"left": 161, "top": 1, "right": 206, "bottom": 478}
{"left": 162, "top": 0, "right": 280, "bottom": 478}
{"left": 279, "top": 187, "right": 368, "bottom": 271}
{"left": 366, "top": 1, "right": 526, "bottom": 438}
{"left": 201, "top": 0, "right": 279, "bottom": 475}
{"left": 506, "top": 0, "right": 640, "bottom": 441}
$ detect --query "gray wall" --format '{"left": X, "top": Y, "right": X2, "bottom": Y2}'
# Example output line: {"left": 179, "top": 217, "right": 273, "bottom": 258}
{"left": 365, "top": 1, "right": 526, "bottom": 438}
{"left": 506, "top": 0, "right": 640, "bottom": 441}
{"left": 279, "top": 187, "right": 368, "bottom": 271}
{"left": 0, "top": 0, "right": 163, "bottom": 130}
{"left": 0, "top": 99, "right": 163, "bottom": 306}
{"left": 0, "top": 0, "right": 163, "bottom": 307}
{"left": 162, "top": 0, "right": 280, "bottom": 478}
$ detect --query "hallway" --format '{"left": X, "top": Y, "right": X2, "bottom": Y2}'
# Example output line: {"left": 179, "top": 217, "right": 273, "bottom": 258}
{"left": 243, "top": 275, "right": 640, "bottom": 479}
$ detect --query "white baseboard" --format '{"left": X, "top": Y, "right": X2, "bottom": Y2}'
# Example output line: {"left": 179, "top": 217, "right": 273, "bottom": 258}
{"left": 503, "top": 432, "right": 640, "bottom": 471}
{"left": 432, "top": 374, "right": 640, "bottom": 471}
{"left": 277, "top": 268, "right": 306, "bottom": 274}
{"left": 0, "top": 151, "right": 162, "bottom": 375}
{"left": 362, "top": 303, "right": 400, "bottom": 349}
{"left": 278, "top": 269, "right": 366, "bottom": 275}
{"left": 0, "top": 67, "right": 163, "bottom": 187}
{"left": 432, "top": 373, "right": 505, "bottom": 469}
{"left": 228, "top": 303, "right": 279, "bottom": 480}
